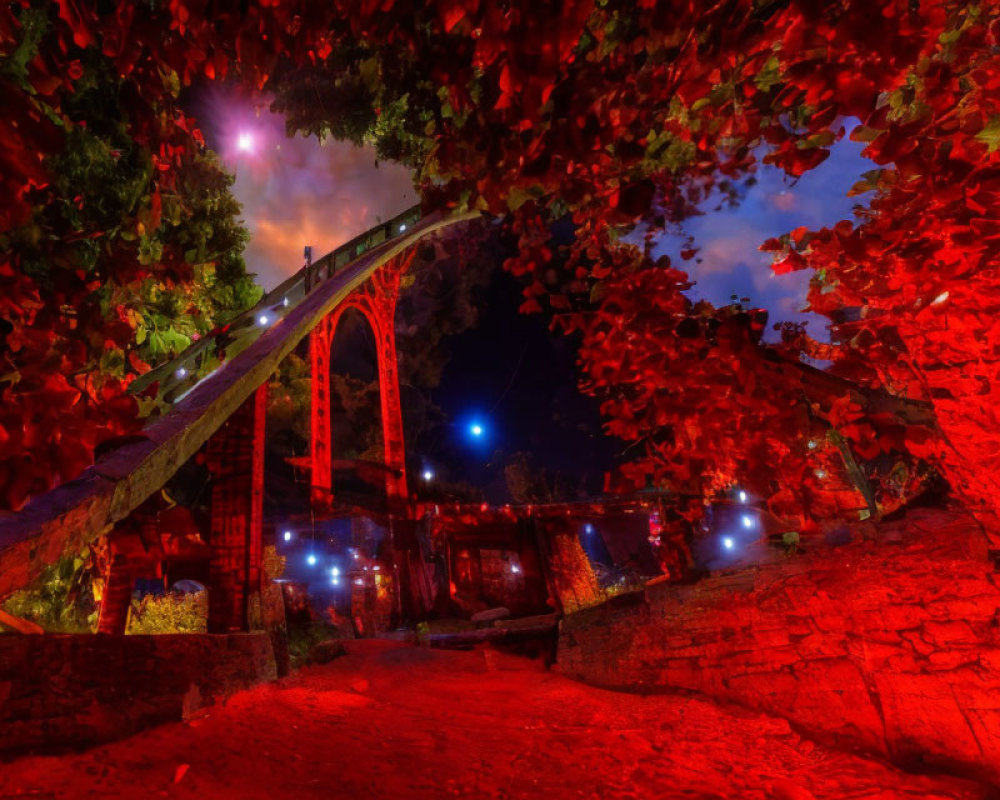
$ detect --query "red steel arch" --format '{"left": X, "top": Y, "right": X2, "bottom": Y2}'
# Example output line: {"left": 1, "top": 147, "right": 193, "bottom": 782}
{"left": 310, "top": 248, "right": 417, "bottom": 509}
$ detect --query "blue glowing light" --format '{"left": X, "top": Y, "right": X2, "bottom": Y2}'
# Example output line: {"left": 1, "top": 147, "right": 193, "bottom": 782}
{"left": 722, "top": 536, "right": 735, "bottom": 550}
{"left": 738, "top": 489, "right": 747, "bottom": 503}
{"left": 470, "top": 423, "right": 484, "bottom": 437}
{"left": 307, "top": 554, "right": 317, "bottom": 566}
{"left": 741, "top": 515, "right": 754, "bottom": 529}
{"left": 331, "top": 567, "right": 339, "bottom": 577}
{"left": 258, "top": 314, "right": 270, "bottom": 326}
{"left": 584, "top": 524, "right": 594, "bottom": 534}
{"left": 422, "top": 469, "right": 434, "bottom": 481}
{"left": 283, "top": 530, "right": 292, "bottom": 542}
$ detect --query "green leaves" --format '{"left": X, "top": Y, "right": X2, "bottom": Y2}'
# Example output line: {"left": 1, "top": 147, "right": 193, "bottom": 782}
{"left": 0, "top": 6, "right": 48, "bottom": 87}
{"left": 975, "top": 115, "right": 1000, "bottom": 153}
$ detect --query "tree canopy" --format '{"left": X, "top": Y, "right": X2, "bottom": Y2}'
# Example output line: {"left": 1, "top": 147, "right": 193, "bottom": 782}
{"left": 2, "top": 0, "right": 999, "bottom": 538}
{"left": 0, "top": 1, "right": 260, "bottom": 509}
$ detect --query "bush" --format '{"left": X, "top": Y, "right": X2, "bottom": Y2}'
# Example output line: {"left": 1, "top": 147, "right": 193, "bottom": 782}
{"left": 126, "top": 590, "right": 207, "bottom": 634}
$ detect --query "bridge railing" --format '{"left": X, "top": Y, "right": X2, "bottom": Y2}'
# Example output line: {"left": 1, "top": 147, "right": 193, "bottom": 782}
{"left": 130, "top": 204, "right": 423, "bottom": 406}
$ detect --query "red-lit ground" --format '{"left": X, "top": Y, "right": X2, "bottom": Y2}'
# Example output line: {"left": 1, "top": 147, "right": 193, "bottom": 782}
{"left": 0, "top": 641, "right": 987, "bottom": 799}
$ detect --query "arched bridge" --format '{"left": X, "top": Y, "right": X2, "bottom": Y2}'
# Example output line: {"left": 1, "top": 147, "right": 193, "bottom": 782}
{"left": 0, "top": 207, "right": 479, "bottom": 626}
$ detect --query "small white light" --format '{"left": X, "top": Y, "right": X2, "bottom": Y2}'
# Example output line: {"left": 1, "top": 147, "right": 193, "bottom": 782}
{"left": 723, "top": 536, "right": 735, "bottom": 550}
{"left": 258, "top": 314, "right": 270, "bottom": 326}
{"left": 331, "top": 567, "right": 339, "bottom": 577}
{"left": 354, "top": 578, "right": 363, "bottom": 586}
{"left": 237, "top": 131, "right": 253, "bottom": 152}
{"left": 931, "top": 291, "right": 949, "bottom": 306}
{"left": 175, "top": 367, "right": 187, "bottom": 379}
{"left": 373, "top": 565, "right": 380, "bottom": 571}
{"left": 584, "top": 523, "right": 594, "bottom": 534}
{"left": 283, "top": 530, "right": 292, "bottom": 542}
{"left": 353, "top": 552, "right": 360, "bottom": 560}
{"left": 738, "top": 490, "right": 747, "bottom": 503}
{"left": 331, "top": 576, "right": 339, "bottom": 585}
{"left": 815, "top": 469, "right": 827, "bottom": 479}
{"left": 282, "top": 297, "right": 289, "bottom": 307}
{"left": 470, "top": 424, "right": 483, "bottom": 437}
{"left": 742, "top": 515, "right": 754, "bottom": 529}
{"left": 399, "top": 223, "right": 407, "bottom": 232}
{"left": 422, "top": 469, "right": 434, "bottom": 481}
{"left": 510, "top": 564, "right": 521, "bottom": 574}
{"left": 307, "top": 554, "right": 317, "bottom": 566}
{"left": 807, "top": 440, "right": 817, "bottom": 450}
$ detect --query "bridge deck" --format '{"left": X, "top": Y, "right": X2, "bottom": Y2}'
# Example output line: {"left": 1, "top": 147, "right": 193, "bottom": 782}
{"left": 0, "top": 209, "right": 479, "bottom": 600}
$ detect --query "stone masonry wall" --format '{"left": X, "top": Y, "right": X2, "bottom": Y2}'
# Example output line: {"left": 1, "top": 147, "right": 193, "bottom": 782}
{"left": 0, "top": 631, "right": 276, "bottom": 756}
{"left": 557, "top": 508, "right": 1000, "bottom": 785}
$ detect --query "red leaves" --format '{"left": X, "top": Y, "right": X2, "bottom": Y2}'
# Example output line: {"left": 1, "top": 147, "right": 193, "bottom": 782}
{"left": 437, "top": 0, "right": 473, "bottom": 34}
{"left": 128, "top": 351, "right": 151, "bottom": 375}
{"left": 573, "top": 264, "right": 878, "bottom": 526}
{"left": 55, "top": 0, "right": 97, "bottom": 49}
{"left": 0, "top": 360, "right": 141, "bottom": 510}
{"left": 763, "top": 141, "right": 831, "bottom": 177}
{"left": 1, "top": 0, "right": 996, "bottom": 527}
{"left": 771, "top": 250, "right": 808, "bottom": 275}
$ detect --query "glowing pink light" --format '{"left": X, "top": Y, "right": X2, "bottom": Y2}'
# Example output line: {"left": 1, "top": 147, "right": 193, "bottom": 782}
{"left": 237, "top": 131, "right": 254, "bottom": 153}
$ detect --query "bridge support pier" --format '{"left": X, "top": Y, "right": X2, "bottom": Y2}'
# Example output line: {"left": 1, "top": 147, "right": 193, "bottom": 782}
{"left": 96, "top": 553, "right": 133, "bottom": 635}
{"left": 205, "top": 385, "right": 268, "bottom": 633}
{"left": 310, "top": 249, "right": 415, "bottom": 510}
{"left": 309, "top": 316, "right": 334, "bottom": 510}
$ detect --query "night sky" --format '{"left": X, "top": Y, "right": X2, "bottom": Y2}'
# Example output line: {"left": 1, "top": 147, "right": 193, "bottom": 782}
{"left": 419, "top": 267, "right": 618, "bottom": 502}
{"left": 202, "top": 94, "right": 873, "bottom": 500}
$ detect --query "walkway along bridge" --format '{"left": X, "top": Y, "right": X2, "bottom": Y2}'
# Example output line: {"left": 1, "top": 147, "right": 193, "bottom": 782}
{"left": 0, "top": 206, "right": 479, "bottom": 633}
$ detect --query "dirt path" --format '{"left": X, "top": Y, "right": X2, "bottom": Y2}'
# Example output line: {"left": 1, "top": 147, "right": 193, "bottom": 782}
{"left": 0, "top": 641, "right": 988, "bottom": 799}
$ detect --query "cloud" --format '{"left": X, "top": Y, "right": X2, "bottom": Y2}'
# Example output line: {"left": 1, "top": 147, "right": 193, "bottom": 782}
{"left": 768, "top": 189, "right": 798, "bottom": 213}
{"left": 224, "top": 109, "right": 417, "bottom": 290}
{"left": 687, "top": 219, "right": 773, "bottom": 277}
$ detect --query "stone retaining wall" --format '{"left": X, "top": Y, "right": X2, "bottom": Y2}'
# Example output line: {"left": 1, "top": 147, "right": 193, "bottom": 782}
{"left": 557, "top": 509, "right": 1000, "bottom": 785}
{"left": 0, "top": 631, "right": 276, "bottom": 755}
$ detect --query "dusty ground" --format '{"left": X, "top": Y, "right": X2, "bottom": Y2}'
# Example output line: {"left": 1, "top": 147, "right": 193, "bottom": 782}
{"left": 0, "top": 640, "right": 989, "bottom": 799}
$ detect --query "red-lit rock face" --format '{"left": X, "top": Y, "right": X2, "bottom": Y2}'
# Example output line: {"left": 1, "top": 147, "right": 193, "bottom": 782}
{"left": 0, "top": 640, "right": 985, "bottom": 798}
{"left": 559, "top": 508, "right": 1000, "bottom": 785}
{"left": 0, "top": 632, "right": 277, "bottom": 756}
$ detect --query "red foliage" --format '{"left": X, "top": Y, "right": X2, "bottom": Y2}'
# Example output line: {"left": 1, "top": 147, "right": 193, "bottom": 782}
{"left": 0, "top": 2, "right": 220, "bottom": 509}
{"left": 761, "top": 4, "right": 1000, "bottom": 532}
{"left": 3, "top": 0, "right": 999, "bottom": 533}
